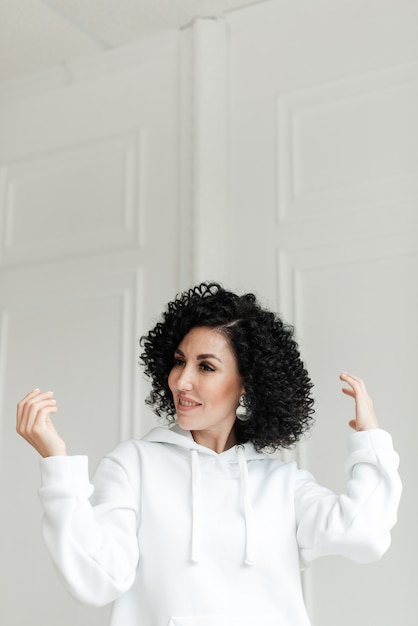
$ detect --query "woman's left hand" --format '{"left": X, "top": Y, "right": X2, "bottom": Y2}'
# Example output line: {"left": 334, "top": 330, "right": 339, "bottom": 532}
{"left": 340, "top": 372, "right": 379, "bottom": 431}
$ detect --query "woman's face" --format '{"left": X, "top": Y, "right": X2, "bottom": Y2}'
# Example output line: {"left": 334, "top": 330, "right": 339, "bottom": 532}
{"left": 168, "top": 326, "right": 244, "bottom": 450}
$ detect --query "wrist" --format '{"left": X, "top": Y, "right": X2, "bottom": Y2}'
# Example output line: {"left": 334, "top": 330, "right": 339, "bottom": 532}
{"left": 42, "top": 445, "right": 67, "bottom": 458}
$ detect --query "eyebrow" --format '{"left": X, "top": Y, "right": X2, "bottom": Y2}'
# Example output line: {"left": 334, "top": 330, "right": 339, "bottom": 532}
{"left": 175, "top": 348, "right": 222, "bottom": 363}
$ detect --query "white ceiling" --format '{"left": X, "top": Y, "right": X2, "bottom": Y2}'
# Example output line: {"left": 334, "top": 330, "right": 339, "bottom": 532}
{"left": 0, "top": 0, "right": 267, "bottom": 84}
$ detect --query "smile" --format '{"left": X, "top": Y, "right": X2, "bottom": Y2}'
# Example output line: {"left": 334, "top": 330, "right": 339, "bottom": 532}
{"left": 179, "top": 398, "right": 200, "bottom": 407}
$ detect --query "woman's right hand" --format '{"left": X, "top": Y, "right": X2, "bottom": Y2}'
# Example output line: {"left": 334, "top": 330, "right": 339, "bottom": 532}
{"left": 16, "top": 389, "right": 67, "bottom": 457}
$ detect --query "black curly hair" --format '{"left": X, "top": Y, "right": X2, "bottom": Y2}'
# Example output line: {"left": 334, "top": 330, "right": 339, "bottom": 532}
{"left": 140, "top": 282, "right": 315, "bottom": 451}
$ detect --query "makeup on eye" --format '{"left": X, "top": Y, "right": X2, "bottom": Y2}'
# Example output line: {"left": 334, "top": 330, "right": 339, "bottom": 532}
{"left": 173, "top": 356, "right": 216, "bottom": 372}
{"left": 173, "top": 351, "right": 218, "bottom": 372}
{"left": 199, "top": 362, "right": 216, "bottom": 372}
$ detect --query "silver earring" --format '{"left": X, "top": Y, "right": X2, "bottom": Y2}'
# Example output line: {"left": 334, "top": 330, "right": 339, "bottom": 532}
{"left": 236, "top": 394, "right": 250, "bottom": 422}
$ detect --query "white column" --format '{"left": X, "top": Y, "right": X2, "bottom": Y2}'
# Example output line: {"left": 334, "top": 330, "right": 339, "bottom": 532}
{"left": 180, "top": 18, "right": 230, "bottom": 286}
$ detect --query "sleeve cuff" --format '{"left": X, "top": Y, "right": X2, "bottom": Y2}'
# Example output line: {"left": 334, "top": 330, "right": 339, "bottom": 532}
{"left": 347, "top": 429, "right": 394, "bottom": 455}
{"left": 40, "top": 455, "right": 89, "bottom": 487}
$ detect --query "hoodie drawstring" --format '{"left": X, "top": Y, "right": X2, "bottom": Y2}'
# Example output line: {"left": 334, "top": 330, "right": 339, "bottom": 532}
{"left": 236, "top": 445, "right": 256, "bottom": 565}
{"left": 189, "top": 446, "right": 256, "bottom": 566}
{"left": 190, "top": 449, "right": 202, "bottom": 563}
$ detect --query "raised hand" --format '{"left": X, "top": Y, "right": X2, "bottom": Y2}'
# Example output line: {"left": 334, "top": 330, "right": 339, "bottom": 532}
{"left": 16, "top": 389, "right": 67, "bottom": 457}
{"left": 340, "top": 372, "right": 379, "bottom": 432}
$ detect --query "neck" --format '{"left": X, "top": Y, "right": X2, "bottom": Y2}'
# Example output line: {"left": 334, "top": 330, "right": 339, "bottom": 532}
{"left": 192, "top": 427, "right": 237, "bottom": 453}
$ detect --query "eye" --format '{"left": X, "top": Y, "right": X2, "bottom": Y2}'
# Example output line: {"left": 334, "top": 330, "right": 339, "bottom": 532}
{"left": 199, "top": 362, "right": 216, "bottom": 372}
{"left": 173, "top": 357, "right": 185, "bottom": 367}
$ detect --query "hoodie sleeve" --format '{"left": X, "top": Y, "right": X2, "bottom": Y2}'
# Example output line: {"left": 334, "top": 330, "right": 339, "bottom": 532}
{"left": 294, "top": 429, "right": 402, "bottom": 567}
{"left": 38, "top": 444, "right": 140, "bottom": 607}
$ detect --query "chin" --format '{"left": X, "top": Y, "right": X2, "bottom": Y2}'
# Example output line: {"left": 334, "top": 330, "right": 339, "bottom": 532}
{"left": 175, "top": 416, "right": 194, "bottom": 431}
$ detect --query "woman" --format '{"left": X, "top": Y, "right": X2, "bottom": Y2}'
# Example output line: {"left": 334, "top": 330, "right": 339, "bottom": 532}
{"left": 16, "top": 282, "right": 401, "bottom": 626}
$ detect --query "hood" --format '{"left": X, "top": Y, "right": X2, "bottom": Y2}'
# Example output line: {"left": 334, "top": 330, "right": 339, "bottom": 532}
{"left": 143, "top": 423, "right": 264, "bottom": 461}
{"left": 143, "top": 423, "right": 267, "bottom": 565}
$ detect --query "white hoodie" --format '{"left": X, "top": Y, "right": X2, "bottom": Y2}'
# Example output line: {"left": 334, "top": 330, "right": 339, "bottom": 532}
{"left": 39, "top": 426, "right": 401, "bottom": 626}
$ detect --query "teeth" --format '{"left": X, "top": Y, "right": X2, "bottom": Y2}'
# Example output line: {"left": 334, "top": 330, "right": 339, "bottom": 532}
{"left": 179, "top": 399, "right": 198, "bottom": 407}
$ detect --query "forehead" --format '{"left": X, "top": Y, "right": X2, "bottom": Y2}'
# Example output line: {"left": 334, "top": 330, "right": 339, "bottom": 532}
{"left": 177, "top": 326, "right": 233, "bottom": 357}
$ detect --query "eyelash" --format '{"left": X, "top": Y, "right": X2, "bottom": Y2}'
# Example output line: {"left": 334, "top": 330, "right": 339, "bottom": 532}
{"left": 173, "top": 358, "right": 215, "bottom": 373}
{"left": 200, "top": 362, "right": 216, "bottom": 372}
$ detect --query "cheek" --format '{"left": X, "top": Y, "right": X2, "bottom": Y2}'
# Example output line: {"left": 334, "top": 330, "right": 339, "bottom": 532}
{"left": 218, "top": 380, "right": 243, "bottom": 406}
{"left": 167, "top": 369, "right": 176, "bottom": 393}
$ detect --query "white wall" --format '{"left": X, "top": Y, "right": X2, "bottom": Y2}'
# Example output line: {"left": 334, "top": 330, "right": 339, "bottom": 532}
{"left": 0, "top": 33, "right": 184, "bottom": 626}
{"left": 226, "top": 1, "right": 418, "bottom": 624}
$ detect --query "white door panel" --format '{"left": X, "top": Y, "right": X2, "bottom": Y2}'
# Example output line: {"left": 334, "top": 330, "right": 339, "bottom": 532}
{"left": 227, "top": 1, "right": 418, "bottom": 624}
{"left": 0, "top": 35, "right": 181, "bottom": 626}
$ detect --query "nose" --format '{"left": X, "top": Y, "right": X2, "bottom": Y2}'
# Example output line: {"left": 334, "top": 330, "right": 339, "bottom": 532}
{"left": 176, "top": 366, "right": 193, "bottom": 391}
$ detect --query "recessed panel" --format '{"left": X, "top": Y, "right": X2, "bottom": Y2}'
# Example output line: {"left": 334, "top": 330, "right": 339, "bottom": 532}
{"left": 278, "top": 247, "right": 417, "bottom": 626}
{"left": 278, "top": 65, "right": 418, "bottom": 219}
{"left": 293, "top": 83, "right": 418, "bottom": 194}
{"left": 1, "top": 132, "right": 141, "bottom": 265}
{"left": 0, "top": 278, "right": 137, "bottom": 626}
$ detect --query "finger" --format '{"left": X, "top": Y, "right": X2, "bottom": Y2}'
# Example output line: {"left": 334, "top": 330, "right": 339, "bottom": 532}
{"left": 340, "top": 372, "right": 369, "bottom": 398}
{"left": 18, "top": 389, "right": 55, "bottom": 411}
{"left": 340, "top": 372, "right": 365, "bottom": 388}
{"left": 17, "top": 388, "right": 54, "bottom": 413}
{"left": 17, "top": 392, "right": 55, "bottom": 427}
{"left": 17, "top": 389, "right": 53, "bottom": 412}
{"left": 17, "top": 388, "right": 40, "bottom": 419}
{"left": 340, "top": 371, "right": 364, "bottom": 381}
{"left": 340, "top": 374, "right": 378, "bottom": 430}
{"left": 17, "top": 391, "right": 57, "bottom": 435}
{"left": 17, "top": 407, "right": 58, "bottom": 449}
{"left": 23, "top": 401, "right": 57, "bottom": 434}
{"left": 19, "top": 388, "right": 42, "bottom": 402}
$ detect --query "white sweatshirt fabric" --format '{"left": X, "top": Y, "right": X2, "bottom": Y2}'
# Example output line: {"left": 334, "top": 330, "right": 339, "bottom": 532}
{"left": 38, "top": 425, "right": 401, "bottom": 626}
